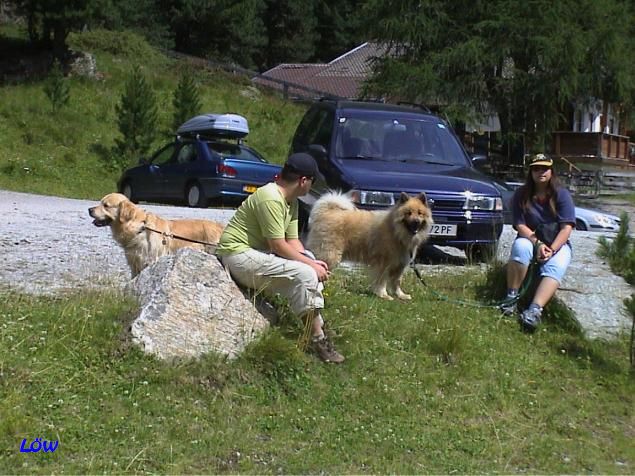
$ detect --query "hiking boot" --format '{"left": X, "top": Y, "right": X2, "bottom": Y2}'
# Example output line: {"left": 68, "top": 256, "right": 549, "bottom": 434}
{"left": 519, "top": 306, "right": 542, "bottom": 333}
{"left": 499, "top": 299, "right": 518, "bottom": 317}
{"left": 310, "top": 336, "right": 345, "bottom": 364}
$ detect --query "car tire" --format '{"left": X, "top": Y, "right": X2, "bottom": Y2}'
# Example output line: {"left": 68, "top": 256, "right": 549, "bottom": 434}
{"left": 465, "top": 243, "right": 498, "bottom": 263}
{"left": 121, "top": 181, "right": 138, "bottom": 204}
{"left": 186, "top": 182, "right": 206, "bottom": 208}
{"left": 575, "top": 219, "right": 587, "bottom": 231}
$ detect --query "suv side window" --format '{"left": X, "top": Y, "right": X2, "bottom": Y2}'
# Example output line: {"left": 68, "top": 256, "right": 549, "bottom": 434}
{"left": 311, "top": 109, "right": 335, "bottom": 149}
{"left": 292, "top": 106, "right": 334, "bottom": 151}
{"left": 292, "top": 106, "right": 321, "bottom": 151}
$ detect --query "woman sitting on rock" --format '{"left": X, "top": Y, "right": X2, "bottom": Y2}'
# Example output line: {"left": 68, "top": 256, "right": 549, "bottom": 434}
{"left": 501, "top": 153, "right": 576, "bottom": 332}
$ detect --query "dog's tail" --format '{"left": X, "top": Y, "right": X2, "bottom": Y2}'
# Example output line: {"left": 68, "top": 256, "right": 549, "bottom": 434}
{"left": 308, "top": 191, "right": 356, "bottom": 225}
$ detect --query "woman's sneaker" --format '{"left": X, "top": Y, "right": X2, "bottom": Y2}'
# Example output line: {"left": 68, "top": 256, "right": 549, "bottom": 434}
{"left": 519, "top": 306, "right": 542, "bottom": 333}
{"left": 310, "top": 336, "right": 345, "bottom": 364}
{"left": 500, "top": 299, "right": 518, "bottom": 317}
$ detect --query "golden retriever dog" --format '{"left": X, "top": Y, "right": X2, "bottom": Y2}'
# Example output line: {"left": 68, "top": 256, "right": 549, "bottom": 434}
{"left": 307, "top": 191, "right": 433, "bottom": 300}
{"left": 88, "top": 193, "right": 224, "bottom": 276}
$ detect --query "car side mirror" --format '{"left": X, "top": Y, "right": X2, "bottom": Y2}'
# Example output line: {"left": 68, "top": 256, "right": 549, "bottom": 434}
{"left": 307, "top": 144, "right": 327, "bottom": 161}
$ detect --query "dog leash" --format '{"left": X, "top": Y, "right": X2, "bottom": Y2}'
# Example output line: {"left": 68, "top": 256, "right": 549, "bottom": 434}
{"left": 141, "top": 224, "right": 219, "bottom": 249}
{"left": 409, "top": 259, "right": 536, "bottom": 310}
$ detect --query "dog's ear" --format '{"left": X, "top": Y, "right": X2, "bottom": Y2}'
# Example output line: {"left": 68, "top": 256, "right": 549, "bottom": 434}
{"left": 118, "top": 200, "right": 137, "bottom": 223}
{"left": 399, "top": 192, "right": 410, "bottom": 204}
{"left": 416, "top": 192, "right": 428, "bottom": 206}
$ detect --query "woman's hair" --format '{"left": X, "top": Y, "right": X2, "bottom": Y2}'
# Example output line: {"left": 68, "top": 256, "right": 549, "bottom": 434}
{"left": 517, "top": 166, "right": 561, "bottom": 215}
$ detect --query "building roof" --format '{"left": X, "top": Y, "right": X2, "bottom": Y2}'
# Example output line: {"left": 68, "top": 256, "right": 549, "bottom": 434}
{"left": 254, "top": 42, "right": 387, "bottom": 100}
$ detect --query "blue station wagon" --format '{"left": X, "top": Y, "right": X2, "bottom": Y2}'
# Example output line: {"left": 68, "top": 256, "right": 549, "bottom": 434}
{"left": 118, "top": 137, "right": 281, "bottom": 207}
{"left": 290, "top": 100, "right": 505, "bottom": 261}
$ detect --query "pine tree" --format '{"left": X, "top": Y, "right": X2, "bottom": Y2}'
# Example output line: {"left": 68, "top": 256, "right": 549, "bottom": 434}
{"left": 172, "top": 73, "right": 202, "bottom": 131}
{"left": 114, "top": 65, "right": 158, "bottom": 169}
{"left": 43, "top": 60, "right": 70, "bottom": 113}
{"left": 363, "top": 0, "right": 635, "bottom": 153}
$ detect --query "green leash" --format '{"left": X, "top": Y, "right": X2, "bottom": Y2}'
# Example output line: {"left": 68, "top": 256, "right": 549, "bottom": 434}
{"left": 409, "top": 259, "right": 536, "bottom": 310}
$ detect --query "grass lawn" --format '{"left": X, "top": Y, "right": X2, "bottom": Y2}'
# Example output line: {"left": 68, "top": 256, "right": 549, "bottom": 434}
{"left": 1, "top": 268, "right": 632, "bottom": 474}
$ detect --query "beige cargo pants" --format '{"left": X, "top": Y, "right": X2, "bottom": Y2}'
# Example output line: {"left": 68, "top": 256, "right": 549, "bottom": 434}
{"left": 218, "top": 249, "right": 324, "bottom": 316}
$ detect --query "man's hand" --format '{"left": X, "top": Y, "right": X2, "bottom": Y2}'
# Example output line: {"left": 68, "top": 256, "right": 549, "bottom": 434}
{"left": 311, "top": 260, "right": 330, "bottom": 282}
{"left": 267, "top": 238, "right": 330, "bottom": 281}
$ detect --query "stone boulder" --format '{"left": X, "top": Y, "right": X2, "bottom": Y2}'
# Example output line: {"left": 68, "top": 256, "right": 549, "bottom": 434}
{"left": 129, "top": 248, "right": 270, "bottom": 360}
{"left": 68, "top": 51, "right": 100, "bottom": 80}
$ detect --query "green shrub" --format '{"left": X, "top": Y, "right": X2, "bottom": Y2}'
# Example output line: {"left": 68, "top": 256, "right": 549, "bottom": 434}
{"left": 43, "top": 60, "right": 70, "bottom": 113}
{"left": 68, "top": 29, "right": 163, "bottom": 62}
{"left": 597, "top": 211, "right": 635, "bottom": 284}
{"left": 597, "top": 212, "right": 635, "bottom": 368}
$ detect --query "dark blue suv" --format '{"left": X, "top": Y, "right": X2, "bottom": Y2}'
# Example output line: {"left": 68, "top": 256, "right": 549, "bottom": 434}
{"left": 290, "top": 100, "right": 504, "bottom": 260}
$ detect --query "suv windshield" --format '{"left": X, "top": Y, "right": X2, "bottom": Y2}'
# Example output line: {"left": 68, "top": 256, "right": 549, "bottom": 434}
{"left": 335, "top": 114, "right": 469, "bottom": 166}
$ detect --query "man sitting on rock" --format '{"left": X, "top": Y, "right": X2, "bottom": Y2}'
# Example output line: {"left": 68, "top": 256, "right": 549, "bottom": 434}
{"left": 215, "top": 153, "right": 344, "bottom": 364}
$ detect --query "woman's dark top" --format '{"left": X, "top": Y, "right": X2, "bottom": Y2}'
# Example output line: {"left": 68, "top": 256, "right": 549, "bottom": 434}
{"left": 512, "top": 186, "right": 576, "bottom": 232}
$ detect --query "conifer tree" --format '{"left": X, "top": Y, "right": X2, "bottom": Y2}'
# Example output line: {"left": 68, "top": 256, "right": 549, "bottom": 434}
{"left": 172, "top": 73, "right": 202, "bottom": 131}
{"left": 363, "top": 0, "right": 635, "bottom": 153}
{"left": 114, "top": 65, "right": 158, "bottom": 169}
{"left": 43, "top": 60, "right": 70, "bottom": 113}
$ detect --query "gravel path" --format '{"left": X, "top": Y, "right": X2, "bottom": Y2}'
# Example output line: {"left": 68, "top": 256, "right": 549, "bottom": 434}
{"left": 0, "top": 190, "right": 235, "bottom": 294}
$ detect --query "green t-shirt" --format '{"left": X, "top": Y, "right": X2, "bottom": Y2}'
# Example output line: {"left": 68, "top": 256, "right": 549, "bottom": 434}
{"left": 216, "top": 182, "right": 299, "bottom": 256}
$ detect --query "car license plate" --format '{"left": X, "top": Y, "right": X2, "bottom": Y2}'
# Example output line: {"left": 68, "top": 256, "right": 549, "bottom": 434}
{"left": 430, "top": 224, "right": 457, "bottom": 236}
{"left": 243, "top": 184, "right": 258, "bottom": 193}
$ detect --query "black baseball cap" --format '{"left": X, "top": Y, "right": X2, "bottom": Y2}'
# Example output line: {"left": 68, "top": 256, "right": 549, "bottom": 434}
{"left": 284, "top": 152, "right": 324, "bottom": 181}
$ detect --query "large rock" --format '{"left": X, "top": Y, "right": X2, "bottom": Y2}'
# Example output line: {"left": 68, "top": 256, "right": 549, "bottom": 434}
{"left": 129, "top": 248, "right": 270, "bottom": 360}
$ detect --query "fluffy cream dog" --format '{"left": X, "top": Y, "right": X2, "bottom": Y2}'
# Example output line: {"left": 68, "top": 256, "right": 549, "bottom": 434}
{"left": 88, "top": 193, "right": 224, "bottom": 276}
{"left": 306, "top": 191, "right": 433, "bottom": 300}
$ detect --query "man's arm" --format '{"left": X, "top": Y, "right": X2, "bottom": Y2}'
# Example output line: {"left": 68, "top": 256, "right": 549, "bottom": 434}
{"left": 267, "top": 238, "right": 329, "bottom": 281}
{"left": 286, "top": 238, "right": 305, "bottom": 254}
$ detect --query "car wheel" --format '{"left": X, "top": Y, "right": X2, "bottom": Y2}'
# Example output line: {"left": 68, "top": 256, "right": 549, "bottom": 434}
{"left": 575, "top": 219, "right": 587, "bottom": 231}
{"left": 465, "top": 243, "right": 498, "bottom": 263}
{"left": 121, "top": 181, "right": 138, "bottom": 204}
{"left": 186, "top": 182, "right": 206, "bottom": 208}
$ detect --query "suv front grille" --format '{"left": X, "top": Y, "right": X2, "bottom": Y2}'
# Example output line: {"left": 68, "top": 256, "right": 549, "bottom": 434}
{"left": 428, "top": 198, "right": 465, "bottom": 210}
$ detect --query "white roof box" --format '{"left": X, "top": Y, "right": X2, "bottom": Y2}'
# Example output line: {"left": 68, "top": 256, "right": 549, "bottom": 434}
{"left": 177, "top": 113, "right": 249, "bottom": 139}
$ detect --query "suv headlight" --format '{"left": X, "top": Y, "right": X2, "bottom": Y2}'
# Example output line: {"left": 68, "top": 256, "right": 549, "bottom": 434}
{"left": 462, "top": 191, "right": 503, "bottom": 211}
{"left": 350, "top": 189, "right": 395, "bottom": 206}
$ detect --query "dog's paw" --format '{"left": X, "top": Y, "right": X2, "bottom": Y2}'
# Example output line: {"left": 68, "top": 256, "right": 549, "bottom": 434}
{"left": 374, "top": 291, "right": 393, "bottom": 300}
{"left": 396, "top": 292, "right": 412, "bottom": 301}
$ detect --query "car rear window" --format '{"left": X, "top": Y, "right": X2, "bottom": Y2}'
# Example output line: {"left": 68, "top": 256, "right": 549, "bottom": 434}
{"left": 335, "top": 113, "right": 469, "bottom": 166}
{"left": 206, "top": 142, "right": 265, "bottom": 162}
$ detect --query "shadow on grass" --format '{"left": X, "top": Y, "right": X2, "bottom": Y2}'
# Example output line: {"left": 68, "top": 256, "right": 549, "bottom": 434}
{"left": 0, "top": 35, "right": 53, "bottom": 84}
{"left": 553, "top": 336, "right": 624, "bottom": 374}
